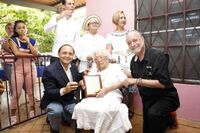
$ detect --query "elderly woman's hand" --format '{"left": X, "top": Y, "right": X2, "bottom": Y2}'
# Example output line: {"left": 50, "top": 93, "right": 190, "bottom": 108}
{"left": 96, "top": 88, "right": 108, "bottom": 98}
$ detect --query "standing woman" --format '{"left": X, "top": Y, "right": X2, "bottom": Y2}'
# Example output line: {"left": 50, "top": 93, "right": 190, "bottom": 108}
{"left": 106, "top": 11, "right": 136, "bottom": 115}
{"left": 76, "top": 15, "right": 107, "bottom": 72}
{"left": 106, "top": 11, "right": 130, "bottom": 66}
{"left": 9, "top": 20, "right": 38, "bottom": 125}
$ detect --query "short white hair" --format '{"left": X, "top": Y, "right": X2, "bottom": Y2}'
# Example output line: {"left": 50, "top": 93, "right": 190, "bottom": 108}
{"left": 94, "top": 50, "right": 110, "bottom": 59}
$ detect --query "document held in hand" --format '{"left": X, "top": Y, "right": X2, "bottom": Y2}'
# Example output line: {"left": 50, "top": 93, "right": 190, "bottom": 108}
{"left": 83, "top": 75, "right": 102, "bottom": 97}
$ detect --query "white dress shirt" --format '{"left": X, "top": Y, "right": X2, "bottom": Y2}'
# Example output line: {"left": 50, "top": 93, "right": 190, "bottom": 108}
{"left": 44, "top": 14, "right": 80, "bottom": 57}
{"left": 60, "top": 63, "right": 73, "bottom": 96}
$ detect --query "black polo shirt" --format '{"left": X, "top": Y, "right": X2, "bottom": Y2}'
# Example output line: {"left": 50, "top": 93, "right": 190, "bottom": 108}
{"left": 130, "top": 48, "right": 176, "bottom": 98}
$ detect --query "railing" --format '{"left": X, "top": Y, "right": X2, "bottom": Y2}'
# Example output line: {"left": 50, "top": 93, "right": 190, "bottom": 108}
{"left": 0, "top": 55, "right": 50, "bottom": 131}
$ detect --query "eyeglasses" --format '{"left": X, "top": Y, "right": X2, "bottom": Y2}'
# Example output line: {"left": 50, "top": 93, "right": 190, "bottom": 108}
{"left": 89, "top": 22, "right": 99, "bottom": 25}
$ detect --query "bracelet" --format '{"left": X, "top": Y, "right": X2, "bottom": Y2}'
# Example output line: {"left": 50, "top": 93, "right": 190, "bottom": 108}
{"left": 137, "top": 78, "right": 142, "bottom": 87}
{"left": 136, "top": 78, "right": 139, "bottom": 85}
{"left": 139, "top": 78, "right": 142, "bottom": 87}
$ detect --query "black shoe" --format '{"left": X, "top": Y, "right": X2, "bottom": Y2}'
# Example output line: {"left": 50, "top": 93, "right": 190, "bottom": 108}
{"left": 50, "top": 125, "right": 59, "bottom": 133}
{"left": 50, "top": 128, "right": 59, "bottom": 133}
{"left": 62, "top": 119, "right": 71, "bottom": 126}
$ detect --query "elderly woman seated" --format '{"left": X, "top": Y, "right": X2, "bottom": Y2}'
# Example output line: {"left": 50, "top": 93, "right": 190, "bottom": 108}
{"left": 72, "top": 50, "right": 132, "bottom": 133}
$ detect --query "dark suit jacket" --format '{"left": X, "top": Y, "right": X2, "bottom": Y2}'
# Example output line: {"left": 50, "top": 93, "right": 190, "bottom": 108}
{"left": 40, "top": 60, "right": 83, "bottom": 110}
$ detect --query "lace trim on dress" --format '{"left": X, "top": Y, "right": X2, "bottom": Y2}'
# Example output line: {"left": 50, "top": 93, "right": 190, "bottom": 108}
{"left": 110, "top": 30, "right": 129, "bottom": 37}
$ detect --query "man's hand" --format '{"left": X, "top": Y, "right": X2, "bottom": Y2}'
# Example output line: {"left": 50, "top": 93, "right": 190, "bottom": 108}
{"left": 63, "top": 81, "right": 78, "bottom": 94}
{"left": 83, "top": 68, "right": 90, "bottom": 75}
{"left": 21, "top": 36, "right": 29, "bottom": 42}
{"left": 57, "top": 10, "right": 73, "bottom": 21}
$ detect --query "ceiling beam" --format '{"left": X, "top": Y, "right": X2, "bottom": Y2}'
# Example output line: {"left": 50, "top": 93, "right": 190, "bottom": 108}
{"left": 0, "top": 0, "right": 61, "bottom": 12}
{"left": 50, "top": 1, "right": 61, "bottom": 6}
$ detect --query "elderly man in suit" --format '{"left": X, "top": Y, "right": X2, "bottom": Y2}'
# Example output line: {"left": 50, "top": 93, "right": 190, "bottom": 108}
{"left": 40, "top": 44, "right": 83, "bottom": 133}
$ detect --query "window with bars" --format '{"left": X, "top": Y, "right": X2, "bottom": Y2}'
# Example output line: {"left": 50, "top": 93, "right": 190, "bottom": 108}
{"left": 136, "top": 0, "right": 200, "bottom": 84}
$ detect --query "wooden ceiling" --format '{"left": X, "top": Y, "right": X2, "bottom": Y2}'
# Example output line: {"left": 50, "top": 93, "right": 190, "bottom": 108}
{"left": 0, "top": 0, "right": 86, "bottom": 12}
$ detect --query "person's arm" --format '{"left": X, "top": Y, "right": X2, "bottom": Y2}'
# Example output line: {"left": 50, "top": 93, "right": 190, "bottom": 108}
{"left": 2, "top": 39, "right": 12, "bottom": 53}
{"left": 27, "top": 40, "right": 38, "bottom": 56}
{"left": 44, "top": 14, "right": 58, "bottom": 33}
{"left": 60, "top": 82, "right": 78, "bottom": 96}
{"left": 123, "top": 69, "right": 132, "bottom": 78}
{"left": 96, "top": 64, "right": 127, "bottom": 97}
{"left": 96, "top": 81, "right": 124, "bottom": 97}
{"left": 123, "top": 53, "right": 170, "bottom": 89}
{"left": 106, "top": 44, "right": 113, "bottom": 54}
{"left": 9, "top": 39, "right": 34, "bottom": 57}
{"left": 123, "top": 78, "right": 165, "bottom": 89}
{"left": 56, "top": 10, "right": 72, "bottom": 21}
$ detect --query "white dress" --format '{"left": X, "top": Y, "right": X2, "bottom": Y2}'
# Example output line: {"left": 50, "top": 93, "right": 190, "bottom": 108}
{"left": 72, "top": 64, "right": 132, "bottom": 133}
{"left": 106, "top": 30, "right": 129, "bottom": 59}
{"left": 106, "top": 30, "right": 135, "bottom": 70}
{"left": 76, "top": 33, "right": 107, "bottom": 72}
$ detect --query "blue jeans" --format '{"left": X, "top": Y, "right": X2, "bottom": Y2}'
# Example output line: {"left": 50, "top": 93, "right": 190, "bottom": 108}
{"left": 46, "top": 102, "right": 76, "bottom": 131}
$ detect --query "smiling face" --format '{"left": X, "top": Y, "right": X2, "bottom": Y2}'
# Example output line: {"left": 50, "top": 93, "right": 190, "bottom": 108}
{"left": 112, "top": 11, "right": 127, "bottom": 28}
{"left": 5, "top": 23, "right": 13, "bottom": 37}
{"left": 15, "top": 22, "right": 27, "bottom": 36}
{"left": 117, "top": 12, "right": 126, "bottom": 28}
{"left": 58, "top": 45, "right": 74, "bottom": 67}
{"left": 126, "top": 31, "right": 145, "bottom": 56}
{"left": 87, "top": 20, "right": 100, "bottom": 35}
{"left": 94, "top": 51, "right": 109, "bottom": 71}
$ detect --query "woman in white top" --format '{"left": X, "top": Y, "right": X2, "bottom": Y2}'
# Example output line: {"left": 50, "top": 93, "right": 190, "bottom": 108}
{"left": 76, "top": 15, "right": 107, "bottom": 72}
{"left": 72, "top": 50, "right": 132, "bottom": 133}
{"left": 107, "top": 11, "right": 137, "bottom": 116}
{"left": 106, "top": 11, "right": 131, "bottom": 66}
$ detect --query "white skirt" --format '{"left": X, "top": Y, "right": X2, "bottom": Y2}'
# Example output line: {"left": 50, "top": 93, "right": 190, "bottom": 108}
{"left": 72, "top": 97, "right": 132, "bottom": 133}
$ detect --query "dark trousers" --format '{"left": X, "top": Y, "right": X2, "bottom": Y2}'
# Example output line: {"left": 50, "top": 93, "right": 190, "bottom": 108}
{"left": 142, "top": 94, "right": 179, "bottom": 133}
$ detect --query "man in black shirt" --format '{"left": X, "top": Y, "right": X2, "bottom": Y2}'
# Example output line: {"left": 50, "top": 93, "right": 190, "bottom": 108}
{"left": 123, "top": 30, "right": 180, "bottom": 133}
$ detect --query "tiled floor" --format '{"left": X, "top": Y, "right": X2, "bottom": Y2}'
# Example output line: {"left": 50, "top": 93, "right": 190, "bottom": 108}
{"left": 1, "top": 112, "right": 200, "bottom": 133}
{"left": 1, "top": 80, "right": 200, "bottom": 133}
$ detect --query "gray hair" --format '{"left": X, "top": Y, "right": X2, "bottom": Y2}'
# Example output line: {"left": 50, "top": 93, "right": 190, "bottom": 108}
{"left": 94, "top": 50, "right": 110, "bottom": 58}
{"left": 126, "top": 30, "right": 143, "bottom": 38}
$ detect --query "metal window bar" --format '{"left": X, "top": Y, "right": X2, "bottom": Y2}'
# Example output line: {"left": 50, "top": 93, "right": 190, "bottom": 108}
{"left": 135, "top": 0, "right": 200, "bottom": 84}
